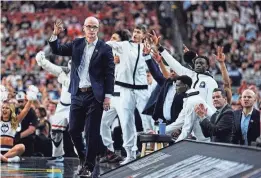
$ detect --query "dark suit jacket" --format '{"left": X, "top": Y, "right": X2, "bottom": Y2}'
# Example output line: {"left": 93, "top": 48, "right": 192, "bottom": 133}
{"left": 142, "top": 84, "right": 161, "bottom": 116}
{"left": 232, "top": 108, "right": 260, "bottom": 146}
{"left": 200, "top": 104, "right": 234, "bottom": 143}
{"left": 142, "top": 59, "right": 185, "bottom": 124}
{"left": 49, "top": 38, "right": 115, "bottom": 102}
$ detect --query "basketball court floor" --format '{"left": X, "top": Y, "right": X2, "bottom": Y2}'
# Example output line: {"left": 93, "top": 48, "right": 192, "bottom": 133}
{"left": 0, "top": 157, "right": 118, "bottom": 178}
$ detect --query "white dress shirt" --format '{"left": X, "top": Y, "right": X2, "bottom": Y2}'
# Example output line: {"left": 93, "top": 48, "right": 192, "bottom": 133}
{"left": 49, "top": 35, "right": 97, "bottom": 89}
{"left": 163, "top": 84, "right": 176, "bottom": 121}
{"left": 78, "top": 38, "right": 98, "bottom": 88}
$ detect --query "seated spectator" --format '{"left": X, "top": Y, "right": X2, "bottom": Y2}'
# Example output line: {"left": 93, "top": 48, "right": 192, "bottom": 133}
{"left": 15, "top": 92, "right": 38, "bottom": 157}
{"left": 35, "top": 107, "right": 47, "bottom": 135}
{"left": 34, "top": 119, "right": 52, "bottom": 157}
{"left": 143, "top": 51, "right": 184, "bottom": 125}
{"left": 195, "top": 88, "right": 234, "bottom": 143}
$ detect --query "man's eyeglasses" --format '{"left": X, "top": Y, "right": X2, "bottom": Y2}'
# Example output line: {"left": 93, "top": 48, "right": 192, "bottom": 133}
{"left": 84, "top": 25, "right": 99, "bottom": 31}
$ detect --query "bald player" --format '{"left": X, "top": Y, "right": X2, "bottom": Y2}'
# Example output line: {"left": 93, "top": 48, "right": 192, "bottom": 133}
{"left": 232, "top": 89, "right": 260, "bottom": 146}
{"left": 49, "top": 16, "right": 115, "bottom": 177}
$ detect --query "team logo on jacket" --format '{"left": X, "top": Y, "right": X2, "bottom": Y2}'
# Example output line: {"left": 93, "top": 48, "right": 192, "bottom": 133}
{"left": 199, "top": 81, "right": 206, "bottom": 88}
{"left": 1, "top": 123, "right": 9, "bottom": 133}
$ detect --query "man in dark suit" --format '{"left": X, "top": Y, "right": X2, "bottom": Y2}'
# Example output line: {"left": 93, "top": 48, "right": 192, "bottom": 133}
{"left": 142, "top": 47, "right": 187, "bottom": 126}
{"left": 49, "top": 17, "right": 114, "bottom": 177}
{"left": 142, "top": 54, "right": 186, "bottom": 126}
{"left": 195, "top": 88, "right": 234, "bottom": 143}
{"left": 232, "top": 89, "right": 260, "bottom": 146}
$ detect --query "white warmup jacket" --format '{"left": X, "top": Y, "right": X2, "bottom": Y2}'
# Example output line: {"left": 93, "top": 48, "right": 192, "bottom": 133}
{"left": 166, "top": 89, "right": 214, "bottom": 142}
{"left": 106, "top": 41, "right": 153, "bottom": 153}
{"left": 39, "top": 58, "right": 71, "bottom": 104}
{"left": 106, "top": 41, "right": 148, "bottom": 88}
{"left": 100, "top": 49, "right": 123, "bottom": 152}
{"left": 37, "top": 56, "right": 71, "bottom": 129}
{"left": 37, "top": 54, "right": 72, "bottom": 157}
{"left": 160, "top": 49, "right": 218, "bottom": 111}
{"left": 112, "top": 49, "right": 122, "bottom": 93}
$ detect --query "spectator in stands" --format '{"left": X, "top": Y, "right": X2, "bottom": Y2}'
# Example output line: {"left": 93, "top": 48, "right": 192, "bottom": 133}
{"left": 15, "top": 92, "right": 38, "bottom": 156}
{"left": 195, "top": 88, "right": 234, "bottom": 143}
{"left": 228, "top": 62, "right": 242, "bottom": 87}
{"left": 232, "top": 89, "right": 260, "bottom": 146}
{"left": 231, "top": 101, "right": 243, "bottom": 111}
{"left": 46, "top": 101, "right": 56, "bottom": 119}
{"left": 34, "top": 118, "right": 52, "bottom": 157}
{"left": 15, "top": 76, "right": 25, "bottom": 92}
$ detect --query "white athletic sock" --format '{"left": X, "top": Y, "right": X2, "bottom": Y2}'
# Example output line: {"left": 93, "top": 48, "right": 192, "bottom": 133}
{"left": 131, "top": 151, "right": 136, "bottom": 159}
{"left": 8, "top": 156, "right": 20, "bottom": 163}
{"left": 51, "top": 131, "right": 64, "bottom": 157}
{"left": 126, "top": 148, "right": 132, "bottom": 158}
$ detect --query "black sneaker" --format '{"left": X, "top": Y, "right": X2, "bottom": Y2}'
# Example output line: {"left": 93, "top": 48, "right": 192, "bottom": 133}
{"left": 79, "top": 165, "right": 92, "bottom": 178}
{"left": 108, "top": 155, "right": 124, "bottom": 163}
{"left": 76, "top": 158, "right": 85, "bottom": 175}
{"left": 99, "top": 151, "right": 116, "bottom": 163}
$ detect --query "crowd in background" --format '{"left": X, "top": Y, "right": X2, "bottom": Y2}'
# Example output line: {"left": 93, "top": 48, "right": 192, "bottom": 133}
{"left": 1, "top": 1, "right": 165, "bottom": 117}
{"left": 185, "top": 1, "right": 261, "bottom": 108}
{"left": 1, "top": 1, "right": 261, "bottom": 157}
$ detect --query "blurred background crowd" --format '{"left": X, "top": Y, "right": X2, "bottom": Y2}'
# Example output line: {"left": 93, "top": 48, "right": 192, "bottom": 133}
{"left": 1, "top": 1, "right": 261, "bottom": 137}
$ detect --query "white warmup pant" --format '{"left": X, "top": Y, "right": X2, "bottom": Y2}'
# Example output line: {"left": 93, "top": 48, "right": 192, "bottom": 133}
{"left": 49, "top": 102, "right": 70, "bottom": 157}
{"left": 119, "top": 88, "right": 153, "bottom": 152}
{"left": 100, "top": 95, "right": 121, "bottom": 152}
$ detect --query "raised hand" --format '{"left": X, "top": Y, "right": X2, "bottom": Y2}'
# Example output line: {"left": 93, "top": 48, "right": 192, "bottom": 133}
{"left": 143, "top": 41, "right": 151, "bottom": 55}
{"left": 194, "top": 103, "right": 208, "bottom": 119}
{"left": 151, "top": 49, "right": 162, "bottom": 63}
{"left": 53, "top": 19, "right": 64, "bottom": 36}
{"left": 35, "top": 51, "right": 46, "bottom": 66}
{"left": 0, "top": 85, "right": 8, "bottom": 102}
{"left": 148, "top": 30, "right": 161, "bottom": 47}
{"left": 183, "top": 44, "right": 189, "bottom": 53}
{"left": 103, "top": 97, "right": 111, "bottom": 111}
{"left": 214, "top": 46, "right": 226, "bottom": 63}
{"left": 114, "top": 55, "right": 120, "bottom": 64}
{"left": 26, "top": 85, "right": 39, "bottom": 101}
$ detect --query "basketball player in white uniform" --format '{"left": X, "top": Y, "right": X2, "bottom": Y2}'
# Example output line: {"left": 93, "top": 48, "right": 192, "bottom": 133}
{"left": 106, "top": 25, "right": 154, "bottom": 164}
{"left": 100, "top": 30, "right": 131, "bottom": 163}
{"left": 35, "top": 51, "right": 72, "bottom": 163}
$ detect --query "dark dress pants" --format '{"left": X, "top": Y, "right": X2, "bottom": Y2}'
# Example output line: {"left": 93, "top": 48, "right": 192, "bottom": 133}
{"left": 68, "top": 90, "right": 104, "bottom": 171}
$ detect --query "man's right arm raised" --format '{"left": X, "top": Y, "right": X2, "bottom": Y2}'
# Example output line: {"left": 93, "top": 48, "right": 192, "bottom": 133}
{"left": 158, "top": 47, "right": 194, "bottom": 76}
{"left": 49, "top": 20, "right": 73, "bottom": 56}
{"left": 106, "top": 41, "right": 124, "bottom": 54}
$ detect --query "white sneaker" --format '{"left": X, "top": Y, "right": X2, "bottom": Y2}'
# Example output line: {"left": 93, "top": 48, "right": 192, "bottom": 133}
{"left": 119, "top": 157, "right": 135, "bottom": 165}
{"left": 47, "top": 156, "right": 64, "bottom": 163}
{"left": 8, "top": 156, "right": 20, "bottom": 163}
